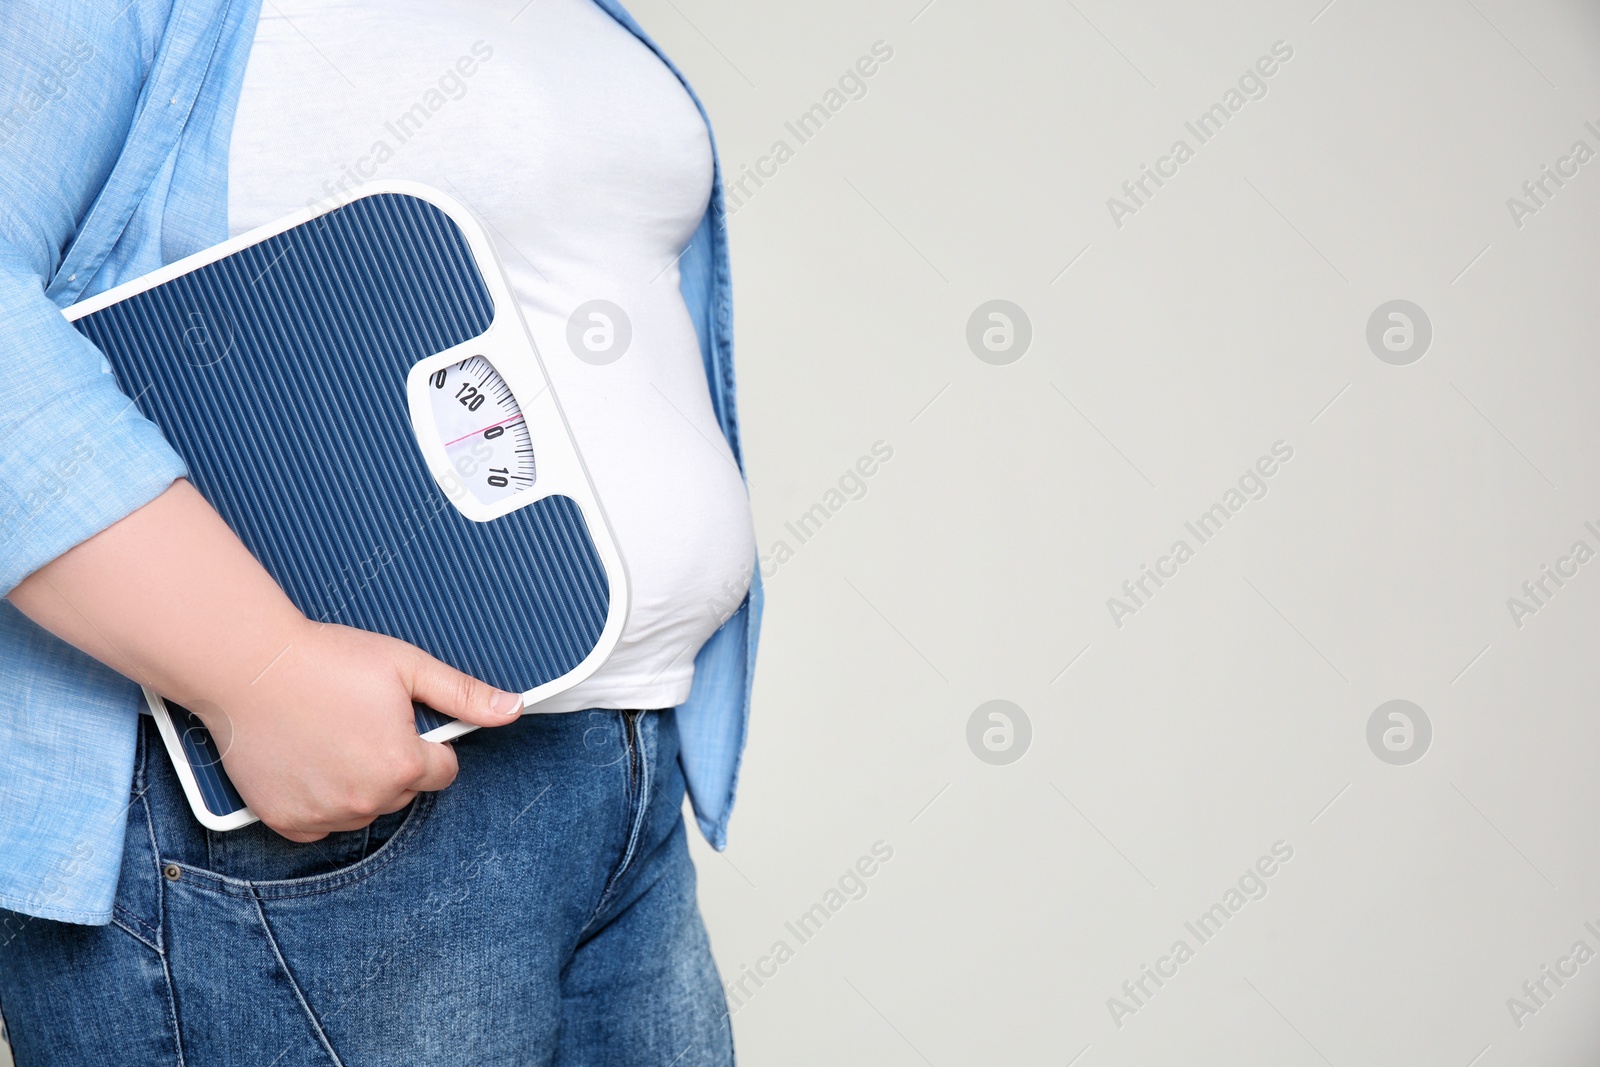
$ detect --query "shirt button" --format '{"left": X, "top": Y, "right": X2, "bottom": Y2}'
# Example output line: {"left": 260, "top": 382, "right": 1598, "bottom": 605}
{"left": 162, "top": 863, "right": 181, "bottom": 881}
{"left": 67, "top": 273, "right": 76, "bottom": 281}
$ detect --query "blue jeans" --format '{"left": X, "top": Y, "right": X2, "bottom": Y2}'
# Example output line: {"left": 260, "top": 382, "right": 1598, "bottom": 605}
{"left": 0, "top": 708, "right": 734, "bottom": 1066}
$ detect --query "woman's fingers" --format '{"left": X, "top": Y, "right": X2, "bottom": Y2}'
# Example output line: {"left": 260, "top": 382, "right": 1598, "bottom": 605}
{"left": 400, "top": 644, "right": 524, "bottom": 729}
{"left": 409, "top": 738, "right": 460, "bottom": 794}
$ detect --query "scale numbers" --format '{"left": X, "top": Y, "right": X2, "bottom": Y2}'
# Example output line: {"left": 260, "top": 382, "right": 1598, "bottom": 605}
{"left": 426, "top": 355, "right": 536, "bottom": 506}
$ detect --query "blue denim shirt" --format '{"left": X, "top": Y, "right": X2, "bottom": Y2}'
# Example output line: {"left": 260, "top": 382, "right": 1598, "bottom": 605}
{"left": 0, "top": 0, "right": 760, "bottom": 924}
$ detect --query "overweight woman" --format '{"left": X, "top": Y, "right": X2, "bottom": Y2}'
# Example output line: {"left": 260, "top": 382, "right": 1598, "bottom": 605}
{"left": 0, "top": 1, "right": 762, "bottom": 1062}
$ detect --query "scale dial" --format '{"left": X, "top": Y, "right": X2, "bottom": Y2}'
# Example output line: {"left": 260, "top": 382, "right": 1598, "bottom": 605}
{"left": 426, "top": 355, "right": 535, "bottom": 505}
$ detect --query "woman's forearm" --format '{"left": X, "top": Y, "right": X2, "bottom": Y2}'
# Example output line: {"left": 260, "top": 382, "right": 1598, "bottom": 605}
{"left": 7, "top": 477, "right": 521, "bottom": 841}
{"left": 7, "top": 478, "right": 308, "bottom": 709}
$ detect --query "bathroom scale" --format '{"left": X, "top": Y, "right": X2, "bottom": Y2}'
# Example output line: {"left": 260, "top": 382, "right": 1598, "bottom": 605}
{"left": 64, "top": 181, "right": 629, "bottom": 831}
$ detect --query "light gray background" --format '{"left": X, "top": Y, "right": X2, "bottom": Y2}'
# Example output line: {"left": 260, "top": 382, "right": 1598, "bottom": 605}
{"left": 646, "top": 0, "right": 1600, "bottom": 1064}
{"left": 7, "top": 1, "right": 1599, "bottom": 1064}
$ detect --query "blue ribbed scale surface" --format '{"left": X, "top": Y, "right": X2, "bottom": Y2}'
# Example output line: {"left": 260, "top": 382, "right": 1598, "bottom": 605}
{"left": 74, "top": 194, "right": 610, "bottom": 816}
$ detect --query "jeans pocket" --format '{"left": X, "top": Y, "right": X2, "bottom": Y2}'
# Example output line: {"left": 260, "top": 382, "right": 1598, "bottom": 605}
{"left": 197, "top": 794, "right": 432, "bottom": 886}
{"left": 139, "top": 716, "right": 438, "bottom": 898}
{"left": 161, "top": 790, "right": 437, "bottom": 899}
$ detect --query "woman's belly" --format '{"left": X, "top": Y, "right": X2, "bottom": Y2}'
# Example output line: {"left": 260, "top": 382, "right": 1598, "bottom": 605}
{"left": 227, "top": 0, "right": 756, "bottom": 709}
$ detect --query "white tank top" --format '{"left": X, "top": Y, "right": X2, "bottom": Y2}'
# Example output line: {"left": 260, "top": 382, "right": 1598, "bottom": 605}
{"left": 227, "top": 0, "right": 755, "bottom": 712}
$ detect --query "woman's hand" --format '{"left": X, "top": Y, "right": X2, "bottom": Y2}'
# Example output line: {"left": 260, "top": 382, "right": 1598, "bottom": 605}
{"left": 194, "top": 619, "right": 523, "bottom": 841}
{"left": 8, "top": 478, "right": 523, "bottom": 841}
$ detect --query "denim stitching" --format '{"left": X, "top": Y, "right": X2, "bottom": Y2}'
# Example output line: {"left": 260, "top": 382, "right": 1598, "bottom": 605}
{"left": 109, "top": 914, "right": 157, "bottom": 952}
{"left": 158, "top": 791, "right": 437, "bottom": 901}
{"left": 249, "top": 891, "right": 346, "bottom": 1067}
{"left": 588, "top": 711, "right": 655, "bottom": 926}
{"left": 110, "top": 904, "right": 161, "bottom": 953}
{"left": 137, "top": 719, "right": 188, "bottom": 1067}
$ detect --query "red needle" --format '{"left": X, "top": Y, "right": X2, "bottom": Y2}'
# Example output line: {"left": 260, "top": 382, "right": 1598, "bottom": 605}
{"left": 443, "top": 412, "right": 525, "bottom": 448}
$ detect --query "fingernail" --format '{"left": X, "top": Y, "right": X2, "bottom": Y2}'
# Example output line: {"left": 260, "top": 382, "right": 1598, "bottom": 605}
{"left": 490, "top": 690, "right": 523, "bottom": 717}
